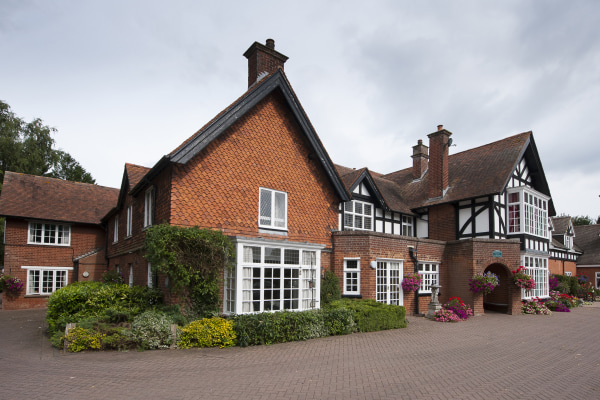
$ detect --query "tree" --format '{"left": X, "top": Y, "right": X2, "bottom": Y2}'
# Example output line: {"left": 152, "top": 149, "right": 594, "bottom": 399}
{"left": 571, "top": 215, "right": 596, "bottom": 226}
{"left": 0, "top": 100, "right": 95, "bottom": 184}
{"left": 0, "top": 100, "right": 96, "bottom": 263}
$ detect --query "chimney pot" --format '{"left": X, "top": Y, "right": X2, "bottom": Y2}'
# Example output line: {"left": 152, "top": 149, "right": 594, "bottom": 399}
{"left": 266, "top": 38, "right": 275, "bottom": 49}
{"left": 437, "top": 125, "right": 443, "bottom": 131}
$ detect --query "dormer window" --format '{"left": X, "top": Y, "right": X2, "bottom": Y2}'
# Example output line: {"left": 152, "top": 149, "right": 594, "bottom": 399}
{"left": 343, "top": 200, "right": 373, "bottom": 231}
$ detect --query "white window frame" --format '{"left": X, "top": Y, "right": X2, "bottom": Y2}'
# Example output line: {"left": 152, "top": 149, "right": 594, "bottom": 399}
{"left": 128, "top": 264, "right": 134, "bottom": 288}
{"left": 522, "top": 255, "right": 549, "bottom": 299}
{"left": 565, "top": 271, "right": 572, "bottom": 277}
{"left": 402, "top": 215, "right": 413, "bottom": 236}
{"left": 343, "top": 258, "right": 360, "bottom": 295}
{"left": 27, "top": 222, "right": 71, "bottom": 246}
{"left": 144, "top": 188, "right": 154, "bottom": 228}
{"left": 225, "top": 239, "right": 323, "bottom": 315}
{"left": 126, "top": 205, "right": 133, "bottom": 237}
{"left": 22, "top": 266, "right": 72, "bottom": 295}
{"left": 417, "top": 262, "right": 439, "bottom": 294}
{"left": 343, "top": 200, "right": 374, "bottom": 231}
{"left": 258, "top": 188, "right": 288, "bottom": 230}
{"left": 147, "top": 263, "right": 153, "bottom": 288}
{"left": 506, "top": 188, "right": 549, "bottom": 239}
{"left": 596, "top": 272, "right": 600, "bottom": 289}
{"left": 113, "top": 215, "right": 119, "bottom": 243}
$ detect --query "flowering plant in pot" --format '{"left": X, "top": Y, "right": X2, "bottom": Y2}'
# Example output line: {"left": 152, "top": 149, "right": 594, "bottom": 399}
{"left": 1, "top": 275, "right": 24, "bottom": 294}
{"left": 401, "top": 272, "right": 421, "bottom": 292}
{"left": 468, "top": 272, "right": 499, "bottom": 295}
{"left": 512, "top": 266, "right": 536, "bottom": 290}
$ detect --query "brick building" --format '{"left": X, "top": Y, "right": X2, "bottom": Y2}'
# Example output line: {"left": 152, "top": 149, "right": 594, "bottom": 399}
{"left": 1, "top": 39, "right": 561, "bottom": 315}
{"left": 549, "top": 216, "right": 581, "bottom": 277}
{"left": 574, "top": 224, "right": 600, "bottom": 289}
{"left": 0, "top": 172, "right": 118, "bottom": 310}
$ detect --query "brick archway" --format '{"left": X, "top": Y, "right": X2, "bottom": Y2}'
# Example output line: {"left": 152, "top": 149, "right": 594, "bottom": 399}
{"left": 483, "top": 263, "right": 511, "bottom": 314}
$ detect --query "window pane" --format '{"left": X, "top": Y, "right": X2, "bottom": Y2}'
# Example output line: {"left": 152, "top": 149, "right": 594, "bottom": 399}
{"left": 284, "top": 249, "right": 299, "bottom": 265}
{"left": 29, "top": 270, "right": 40, "bottom": 294}
{"left": 42, "top": 270, "right": 53, "bottom": 294}
{"left": 44, "top": 224, "right": 56, "bottom": 244}
{"left": 274, "top": 192, "right": 286, "bottom": 228}
{"left": 243, "top": 246, "right": 261, "bottom": 263}
{"left": 264, "top": 248, "right": 281, "bottom": 264}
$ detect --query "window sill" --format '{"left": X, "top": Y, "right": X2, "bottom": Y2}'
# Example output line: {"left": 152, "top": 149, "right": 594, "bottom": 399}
{"left": 258, "top": 228, "right": 288, "bottom": 236}
{"left": 24, "top": 294, "right": 52, "bottom": 298}
{"left": 342, "top": 294, "right": 362, "bottom": 299}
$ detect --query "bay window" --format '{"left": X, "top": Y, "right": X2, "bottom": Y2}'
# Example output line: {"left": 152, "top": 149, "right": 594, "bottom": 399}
{"left": 522, "top": 255, "right": 549, "bottom": 299}
{"left": 225, "top": 239, "right": 322, "bottom": 314}
{"left": 506, "top": 188, "right": 549, "bottom": 238}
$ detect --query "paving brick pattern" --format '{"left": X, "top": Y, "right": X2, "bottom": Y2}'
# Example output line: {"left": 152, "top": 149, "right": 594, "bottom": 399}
{"left": 1, "top": 305, "right": 599, "bottom": 399}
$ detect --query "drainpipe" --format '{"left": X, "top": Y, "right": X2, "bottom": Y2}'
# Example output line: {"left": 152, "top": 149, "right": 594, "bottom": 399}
{"left": 409, "top": 245, "right": 420, "bottom": 315}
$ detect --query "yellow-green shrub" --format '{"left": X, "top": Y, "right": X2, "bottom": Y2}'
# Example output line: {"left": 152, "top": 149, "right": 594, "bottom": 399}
{"left": 177, "top": 317, "right": 236, "bottom": 349}
{"left": 64, "top": 327, "right": 105, "bottom": 352}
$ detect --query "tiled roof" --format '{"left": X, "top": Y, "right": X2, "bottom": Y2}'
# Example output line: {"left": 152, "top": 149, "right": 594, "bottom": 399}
{"left": 382, "top": 132, "right": 532, "bottom": 209}
{"left": 334, "top": 165, "right": 415, "bottom": 215}
{"left": 125, "top": 163, "right": 150, "bottom": 190}
{"left": 574, "top": 224, "right": 600, "bottom": 265}
{"left": 0, "top": 172, "right": 119, "bottom": 224}
{"left": 551, "top": 216, "right": 571, "bottom": 235}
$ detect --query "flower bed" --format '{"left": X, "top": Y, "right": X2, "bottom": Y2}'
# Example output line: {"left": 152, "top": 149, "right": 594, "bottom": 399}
{"left": 434, "top": 297, "right": 473, "bottom": 322}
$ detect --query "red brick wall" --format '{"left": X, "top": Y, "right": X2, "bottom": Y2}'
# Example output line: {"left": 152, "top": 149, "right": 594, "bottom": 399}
{"left": 332, "top": 232, "right": 523, "bottom": 316}
{"left": 549, "top": 258, "right": 577, "bottom": 277}
{"left": 428, "top": 204, "right": 457, "bottom": 242}
{"left": 170, "top": 91, "right": 340, "bottom": 248}
{"left": 2, "top": 218, "right": 107, "bottom": 310}
{"left": 332, "top": 231, "right": 446, "bottom": 315}
{"left": 106, "top": 166, "right": 172, "bottom": 285}
{"left": 443, "top": 238, "right": 522, "bottom": 315}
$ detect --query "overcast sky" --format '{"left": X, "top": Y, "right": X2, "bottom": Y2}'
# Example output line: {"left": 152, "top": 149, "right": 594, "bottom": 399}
{"left": 1, "top": 0, "right": 599, "bottom": 218}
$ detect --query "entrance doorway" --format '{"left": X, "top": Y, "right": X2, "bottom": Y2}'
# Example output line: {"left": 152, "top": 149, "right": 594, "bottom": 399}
{"left": 483, "top": 263, "right": 510, "bottom": 314}
{"left": 376, "top": 260, "right": 403, "bottom": 306}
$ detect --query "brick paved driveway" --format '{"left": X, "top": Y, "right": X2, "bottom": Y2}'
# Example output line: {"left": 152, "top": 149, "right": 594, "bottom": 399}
{"left": 0, "top": 305, "right": 598, "bottom": 400}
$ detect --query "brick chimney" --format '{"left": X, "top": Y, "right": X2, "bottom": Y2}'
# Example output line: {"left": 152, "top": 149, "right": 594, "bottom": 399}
{"left": 243, "top": 39, "right": 289, "bottom": 88}
{"left": 427, "top": 125, "right": 452, "bottom": 199}
{"left": 411, "top": 139, "right": 429, "bottom": 180}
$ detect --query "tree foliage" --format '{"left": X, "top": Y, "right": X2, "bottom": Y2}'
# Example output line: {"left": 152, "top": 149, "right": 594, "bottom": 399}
{"left": 0, "top": 100, "right": 95, "bottom": 184}
{"left": 143, "top": 224, "right": 235, "bottom": 316}
{"left": 571, "top": 215, "right": 600, "bottom": 226}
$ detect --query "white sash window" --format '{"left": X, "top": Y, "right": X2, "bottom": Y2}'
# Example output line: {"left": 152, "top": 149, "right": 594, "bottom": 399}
{"left": 259, "top": 188, "right": 287, "bottom": 230}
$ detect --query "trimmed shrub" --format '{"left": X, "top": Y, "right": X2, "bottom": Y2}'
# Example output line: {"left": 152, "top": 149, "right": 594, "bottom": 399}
{"left": 46, "top": 281, "right": 163, "bottom": 336}
{"left": 328, "top": 299, "right": 407, "bottom": 332}
{"left": 131, "top": 310, "right": 175, "bottom": 349}
{"left": 64, "top": 327, "right": 105, "bottom": 353}
{"left": 177, "top": 317, "right": 236, "bottom": 349}
{"left": 233, "top": 308, "right": 355, "bottom": 347}
{"left": 321, "top": 270, "right": 341, "bottom": 306}
{"left": 554, "top": 274, "right": 580, "bottom": 296}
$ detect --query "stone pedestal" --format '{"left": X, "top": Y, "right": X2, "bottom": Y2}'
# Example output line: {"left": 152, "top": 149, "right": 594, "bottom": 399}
{"left": 427, "top": 284, "right": 442, "bottom": 319}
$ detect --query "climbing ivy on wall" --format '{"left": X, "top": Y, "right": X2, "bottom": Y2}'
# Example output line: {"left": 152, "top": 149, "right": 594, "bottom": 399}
{"left": 144, "top": 224, "right": 235, "bottom": 317}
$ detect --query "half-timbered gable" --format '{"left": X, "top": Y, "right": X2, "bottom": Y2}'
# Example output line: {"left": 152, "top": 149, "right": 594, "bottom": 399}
{"left": 548, "top": 216, "right": 581, "bottom": 276}
{"left": 335, "top": 165, "right": 419, "bottom": 237}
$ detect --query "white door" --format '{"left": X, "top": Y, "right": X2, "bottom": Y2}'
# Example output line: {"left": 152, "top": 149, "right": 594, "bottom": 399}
{"left": 376, "top": 260, "right": 403, "bottom": 305}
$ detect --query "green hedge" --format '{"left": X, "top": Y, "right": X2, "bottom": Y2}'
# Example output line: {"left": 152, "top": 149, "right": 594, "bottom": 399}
{"left": 233, "top": 308, "right": 355, "bottom": 347}
{"left": 46, "top": 281, "right": 163, "bottom": 335}
{"left": 327, "top": 298, "right": 407, "bottom": 332}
